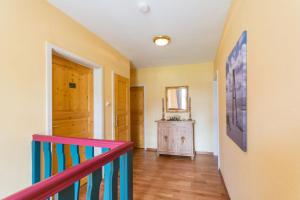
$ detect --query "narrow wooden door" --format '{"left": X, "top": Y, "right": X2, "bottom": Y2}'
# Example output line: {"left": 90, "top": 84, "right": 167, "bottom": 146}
{"left": 130, "top": 87, "right": 144, "bottom": 148}
{"left": 52, "top": 54, "right": 93, "bottom": 175}
{"left": 114, "top": 74, "right": 130, "bottom": 141}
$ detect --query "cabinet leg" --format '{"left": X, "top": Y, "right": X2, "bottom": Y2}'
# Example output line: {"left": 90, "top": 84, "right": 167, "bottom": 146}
{"left": 156, "top": 152, "right": 160, "bottom": 157}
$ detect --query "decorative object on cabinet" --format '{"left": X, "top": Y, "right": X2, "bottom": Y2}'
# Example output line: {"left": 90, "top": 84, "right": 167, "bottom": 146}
{"left": 166, "top": 86, "right": 189, "bottom": 112}
{"left": 167, "top": 115, "right": 181, "bottom": 121}
{"left": 161, "top": 98, "right": 166, "bottom": 120}
{"left": 155, "top": 120, "right": 195, "bottom": 160}
{"left": 188, "top": 97, "right": 192, "bottom": 120}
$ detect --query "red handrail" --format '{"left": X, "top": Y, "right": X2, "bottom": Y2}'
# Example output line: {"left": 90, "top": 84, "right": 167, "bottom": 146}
{"left": 4, "top": 135, "right": 134, "bottom": 200}
{"left": 33, "top": 134, "right": 125, "bottom": 149}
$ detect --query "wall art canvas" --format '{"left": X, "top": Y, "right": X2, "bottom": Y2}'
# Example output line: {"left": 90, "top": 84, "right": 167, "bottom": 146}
{"left": 226, "top": 31, "right": 247, "bottom": 152}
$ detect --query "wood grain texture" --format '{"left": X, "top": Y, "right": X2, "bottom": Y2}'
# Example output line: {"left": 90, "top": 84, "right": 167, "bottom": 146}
{"left": 115, "top": 74, "right": 130, "bottom": 141}
{"left": 132, "top": 149, "right": 229, "bottom": 200}
{"left": 130, "top": 87, "right": 144, "bottom": 148}
{"left": 52, "top": 55, "right": 93, "bottom": 184}
{"left": 79, "top": 149, "right": 229, "bottom": 200}
{"left": 156, "top": 120, "right": 195, "bottom": 159}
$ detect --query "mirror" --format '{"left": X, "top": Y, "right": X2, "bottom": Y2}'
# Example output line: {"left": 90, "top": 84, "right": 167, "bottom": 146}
{"left": 166, "top": 86, "right": 189, "bottom": 112}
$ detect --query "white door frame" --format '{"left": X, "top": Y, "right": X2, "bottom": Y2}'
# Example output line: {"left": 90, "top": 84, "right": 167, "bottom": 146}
{"left": 130, "top": 85, "right": 147, "bottom": 149}
{"left": 111, "top": 71, "right": 115, "bottom": 140}
{"left": 45, "top": 42, "right": 104, "bottom": 140}
{"left": 213, "top": 71, "right": 220, "bottom": 169}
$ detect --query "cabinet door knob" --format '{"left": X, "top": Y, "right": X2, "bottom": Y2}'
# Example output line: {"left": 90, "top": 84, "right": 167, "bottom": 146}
{"left": 164, "top": 135, "right": 168, "bottom": 140}
{"left": 181, "top": 136, "right": 185, "bottom": 143}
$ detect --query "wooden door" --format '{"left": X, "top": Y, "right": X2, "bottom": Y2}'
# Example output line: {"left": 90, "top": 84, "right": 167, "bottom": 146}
{"left": 52, "top": 54, "right": 93, "bottom": 175}
{"left": 130, "top": 87, "right": 144, "bottom": 148}
{"left": 114, "top": 74, "right": 130, "bottom": 141}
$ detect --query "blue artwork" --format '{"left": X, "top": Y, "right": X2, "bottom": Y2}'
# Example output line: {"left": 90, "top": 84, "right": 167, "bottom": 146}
{"left": 226, "top": 31, "right": 247, "bottom": 152}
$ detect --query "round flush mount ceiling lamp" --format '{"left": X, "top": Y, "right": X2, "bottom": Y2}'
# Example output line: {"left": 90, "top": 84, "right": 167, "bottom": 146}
{"left": 138, "top": 2, "right": 151, "bottom": 14}
{"left": 153, "top": 35, "right": 171, "bottom": 47}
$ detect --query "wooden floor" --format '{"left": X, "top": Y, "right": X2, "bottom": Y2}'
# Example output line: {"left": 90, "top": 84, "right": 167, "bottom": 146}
{"left": 80, "top": 149, "right": 229, "bottom": 200}
{"left": 133, "top": 149, "right": 229, "bottom": 200}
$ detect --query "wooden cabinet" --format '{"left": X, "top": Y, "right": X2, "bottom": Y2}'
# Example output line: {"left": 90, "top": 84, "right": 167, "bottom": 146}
{"left": 156, "top": 120, "right": 195, "bottom": 159}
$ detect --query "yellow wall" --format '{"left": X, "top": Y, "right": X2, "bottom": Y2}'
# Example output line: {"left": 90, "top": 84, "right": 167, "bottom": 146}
{"left": 0, "top": 0, "right": 130, "bottom": 197}
{"left": 215, "top": 0, "right": 300, "bottom": 199}
{"left": 132, "top": 63, "right": 214, "bottom": 152}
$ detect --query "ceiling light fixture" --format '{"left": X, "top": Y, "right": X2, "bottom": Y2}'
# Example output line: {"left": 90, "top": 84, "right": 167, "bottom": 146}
{"left": 153, "top": 35, "right": 171, "bottom": 47}
{"left": 138, "top": 2, "right": 150, "bottom": 14}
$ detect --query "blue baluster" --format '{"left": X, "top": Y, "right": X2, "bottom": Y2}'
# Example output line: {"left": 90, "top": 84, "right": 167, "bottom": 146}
{"left": 85, "top": 146, "right": 102, "bottom": 200}
{"left": 32, "top": 141, "right": 41, "bottom": 184}
{"left": 90, "top": 168, "right": 102, "bottom": 200}
{"left": 85, "top": 146, "right": 94, "bottom": 199}
{"left": 58, "top": 184, "right": 75, "bottom": 200}
{"left": 43, "top": 142, "right": 52, "bottom": 179}
{"left": 42, "top": 142, "right": 52, "bottom": 200}
{"left": 120, "top": 150, "right": 133, "bottom": 200}
{"left": 70, "top": 145, "right": 80, "bottom": 200}
{"left": 56, "top": 143, "right": 74, "bottom": 200}
{"left": 103, "top": 148, "right": 110, "bottom": 200}
{"left": 56, "top": 144, "right": 65, "bottom": 172}
{"left": 103, "top": 148, "right": 119, "bottom": 200}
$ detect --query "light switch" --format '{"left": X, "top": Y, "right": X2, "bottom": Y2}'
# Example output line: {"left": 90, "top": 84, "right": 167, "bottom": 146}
{"left": 105, "top": 101, "right": 111, "bottom": 107}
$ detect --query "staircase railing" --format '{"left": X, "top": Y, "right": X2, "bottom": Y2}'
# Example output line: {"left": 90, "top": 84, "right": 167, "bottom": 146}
{"left": 4, "top": 134, "right": 134, "bottom": 200}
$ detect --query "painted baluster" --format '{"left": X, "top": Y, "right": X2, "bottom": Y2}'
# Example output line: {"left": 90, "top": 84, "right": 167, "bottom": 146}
{"left": 43, "top": 142, "right": 51, "bottom": 200}
{"left": 85, "top": 146, "right": 102, "bottom": 200}
{"left": 56, "top": 144, "right": 74, "bottom": 199}
{"left": 120, "top": 150, "right": 133, "bottom": 200}
{"left": 56, "top": 144, "right": 65, "bottom": 172}
{"left": 43, "top": 142, "right": 52, "bottom": 179}
{"left": 85, "top": 146, "right": 94, "bottom": 199}
{"left": 70, "top": 145, "right": 80, "bottom": 200}
{"left": 103, "top": 148, "right": 119, "bottom": 200}
{"left": 58, "top": 184, "right": 75, "bottom": 200}
{"left": 32, "top": 141, "right": 41, "bottom": 184}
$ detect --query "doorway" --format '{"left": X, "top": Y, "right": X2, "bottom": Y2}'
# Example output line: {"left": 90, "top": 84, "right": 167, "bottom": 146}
{"left": 45, "top": 43, "right": 104, "bottom": 179}
{"left": 52, "top": 54, "right": 94, "bottom": 174}
{"left": 130, "top": 86, "right": 145, "bottom": 148}
{"left": 114, "top": 74, "right": 130, "bottom": 141}
{"left": 46, "top": 43, "right": 104, "bottom": 140}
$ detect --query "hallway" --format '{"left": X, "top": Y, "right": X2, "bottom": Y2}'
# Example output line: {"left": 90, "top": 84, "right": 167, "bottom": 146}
{"left": 3, "top": 1, "right": 300, "bottom": 199}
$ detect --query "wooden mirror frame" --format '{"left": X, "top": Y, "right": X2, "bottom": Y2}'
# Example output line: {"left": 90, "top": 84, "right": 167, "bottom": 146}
{"left": 165, "top": 86, "right": 189, "bottom": 113}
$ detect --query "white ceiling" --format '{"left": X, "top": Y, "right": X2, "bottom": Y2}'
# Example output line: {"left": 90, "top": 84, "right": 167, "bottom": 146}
{"left": 48, "top": 0, "right": 232, "bottom": 68}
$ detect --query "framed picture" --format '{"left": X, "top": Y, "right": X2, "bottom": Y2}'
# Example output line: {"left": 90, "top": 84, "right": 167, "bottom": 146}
{"left": 226, "top": 31, "right": 247, "bottom": 152}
